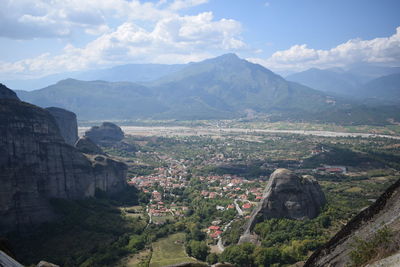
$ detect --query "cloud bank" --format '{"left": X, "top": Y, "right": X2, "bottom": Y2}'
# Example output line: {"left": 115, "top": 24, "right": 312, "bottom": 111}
{"left": 0, "top": 0, "right": 245, "bottom": 79}
{"left": 249, "top": 27, "right": 400, "bottom": 72}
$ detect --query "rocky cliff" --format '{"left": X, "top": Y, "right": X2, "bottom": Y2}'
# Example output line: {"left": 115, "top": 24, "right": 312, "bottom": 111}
{"left": 0, "top": 83, "right": 19, "bottom": 100}
{"left": 46, "top": 107, "right": 78, "bottom": 146}
{"left": 239, "top": 169, "right": 326, "bottom": 243}
{"left": 304, "top": 178, "right": 400, "bottom": 267}
{"left": 0, "top": 85, "right": 127, "bottom": 233}
{"left": 84, "top": 122, "right": 124, "bottom": 146}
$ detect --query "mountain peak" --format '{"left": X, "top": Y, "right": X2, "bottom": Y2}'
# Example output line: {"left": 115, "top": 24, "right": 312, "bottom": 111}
{"left": 209, "top": 53, "right": 241, "bottom": 63}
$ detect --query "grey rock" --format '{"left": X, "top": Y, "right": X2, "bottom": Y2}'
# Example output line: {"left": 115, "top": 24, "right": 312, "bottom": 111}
{"left": 37, "top": 260, "right": 60, "bottom": 267}
{"left": 305, "top": 178, "right": 400, "bottom": 267}
{"left": 0, "top": 83, "right": 19, "bottom": 100}
{"left": 88, "top": 154, "right": 128, "bottom": 195}
{"left": 0, "top": 250, "right": 24, "bottom": 267}
{"left": 46, "top": 107, "right": 78, "bottom": 146}
{"left": 84, "top": 122, "right": 124, "bottom": 146}
{"left": 240, "top": 169, "right": 326, "bottom": 243}
{"left": 0, "top": 92, "right": 127, "bottom": 233}
{"left": 75, "top": 137, "right": 105, "bottom": 155}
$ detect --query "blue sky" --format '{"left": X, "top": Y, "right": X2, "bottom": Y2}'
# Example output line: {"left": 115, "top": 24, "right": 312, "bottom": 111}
{"left": 1, "top": 0, "right": 399, "bottom": 79}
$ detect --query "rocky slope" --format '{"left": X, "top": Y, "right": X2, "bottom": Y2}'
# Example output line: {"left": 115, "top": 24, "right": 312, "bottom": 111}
{"left": 304, "top": 178, "right": 400, "bottom": 267}
{"left": 239, "top": 169, "right": 326, "bottom": 243}
{"left": 0, "top": 83, "right": 19, "bottom": 100}
{"left": 46, "top": 107, "right": 78, "bottom": 146}
{"left": 0, "top": 85, "right": 127, "bottom": 233}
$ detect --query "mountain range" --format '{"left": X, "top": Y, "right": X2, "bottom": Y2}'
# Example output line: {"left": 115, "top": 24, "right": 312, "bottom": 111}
{"left": 286, "top": 66, "right": 400, "bottom": 103}
{"left": 4, "top": 63, "right": 185, "bottom": 91}
{"left": 10, "top": 54, "right": 400, "bottom": 124}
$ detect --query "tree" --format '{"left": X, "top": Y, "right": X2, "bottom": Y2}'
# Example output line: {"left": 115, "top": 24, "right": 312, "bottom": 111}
{"left": 206, "top": 253, "right": 219, "bottom": 264}
{"left": 186, "top": 240, "right": 210, "bottom": 261}
{"left": 220, "top": 243, "right": 255, "bottom": 267}
{"left": 253, "top": 247, "right": 281, "bottom": 267}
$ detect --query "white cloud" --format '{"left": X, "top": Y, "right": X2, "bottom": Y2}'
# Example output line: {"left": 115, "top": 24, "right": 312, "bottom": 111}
{"left": 0, "top": 12, "right": 244, "bottom": 79}
{"left": 168, "top": 0, "right": 209, "bottom": 10}
{"left": 248, "top": 27, "right": 400, "bottom": 72}
{"left": 0, "top": 0, "right": 210, "bottom": 40}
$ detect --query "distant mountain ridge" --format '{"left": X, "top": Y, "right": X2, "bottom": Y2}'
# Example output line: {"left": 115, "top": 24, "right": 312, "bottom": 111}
{"left": 4, "top": 63, "right": 185, "bottom": 91}
{"left": 16, "top": 54, "right": 341, "bottom": 121}
{"left": 286, "top": 66, "right": 400, "bottom": 103}
{"left": 286, "top": 68, "right": 365, "bottom": 96}
{"left": 12, "top": 54, "right": 400, "bottom": 124}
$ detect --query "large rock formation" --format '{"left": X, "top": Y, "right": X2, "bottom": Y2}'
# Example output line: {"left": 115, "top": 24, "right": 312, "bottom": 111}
{"left": 75, "top": 137, "right": 105, "bottom": 155}
{"left": 305, "top": 179, "right": 400, "bottom": 267}
{"left": 84, "top": 122, "right": 124, "bottom": 146}
{"left": 46, "top": 107, "right": 78, "bottom": 146}
{"left": 239, "top": 169, "right": 326, "bottom": 243}
{"left": 0, "top": 85, "right": 127, "bottom": 233}
{"left": 0, "top": 83, "right": 19, "bottom": 100}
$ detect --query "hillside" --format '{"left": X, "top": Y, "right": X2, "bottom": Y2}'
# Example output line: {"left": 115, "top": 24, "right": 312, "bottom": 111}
{"left": 286, "top": 68, "right": 365, "bottom": 96}
{"left": 357, "top": 73, "right": 400, "bottom": 104}
{"left": 17, "top": 54, "right": 342, "bottom": 121}
{"left": 16, "top": 79, "right": 167, "bottom": 120}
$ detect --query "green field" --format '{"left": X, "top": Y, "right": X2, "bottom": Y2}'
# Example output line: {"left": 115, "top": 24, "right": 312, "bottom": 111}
{"left": 149, "top": 233, "right": 199, "bottom": 267}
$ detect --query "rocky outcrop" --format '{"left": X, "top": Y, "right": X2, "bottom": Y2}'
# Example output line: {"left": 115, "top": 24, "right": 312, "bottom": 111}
{"left": 87, "top": 154, "right": 127, "bottom": 195}
{"left": 0, "top": 83, "right": 19, "bottom": 100}
{"left": 239, "top": 169, "right": 326, "bottom": 244}
{"left": 84, "top": 122, "right": 124, "bottom": 146}
{"left": 0, "top": 86, "right": 127, "bottom": 233}
{"left": 46, "top": 107, "right": 78, "bottom": 146}
{"left": 75, "top": 137, "right": 105, "bottom": 155}
{"left": 304, "top": 178, "right": 400, "bottom": 267}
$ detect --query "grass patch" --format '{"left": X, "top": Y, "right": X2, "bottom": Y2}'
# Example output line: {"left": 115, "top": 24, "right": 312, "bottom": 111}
{"left": 345, "top": 187, "right": 363, "bottom": 193}
{"left": 149, "top": 233, "right": 198, "bottom": 267}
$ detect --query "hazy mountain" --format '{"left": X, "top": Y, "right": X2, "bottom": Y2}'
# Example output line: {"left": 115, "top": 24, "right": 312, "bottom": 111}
{"left": 286, "top": 68, "right": 365, "bottom": 96}
{"left": 150, "top": 54, "right": 338, "bottom": 119}
{"left": 15, "top": 54, "right": 400, "bottom": 124}
{"left": 347, "top": 65, "right": 400, "bottom": 80}
{"left": 357, "top": 73, "right": 400, "bottom": 104}
{"left": 4, "top": 63, "right": 184, "bottom": 91}
{"left": 17, "top": 79, "right": 167, "bottom": 120}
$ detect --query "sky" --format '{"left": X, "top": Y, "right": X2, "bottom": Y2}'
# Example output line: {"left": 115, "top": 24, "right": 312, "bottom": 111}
{"left": 1, "top": 0, "right": 400, "bottom": 80}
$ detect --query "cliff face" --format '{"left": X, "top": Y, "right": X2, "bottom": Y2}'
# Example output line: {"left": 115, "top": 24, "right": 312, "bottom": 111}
{"left": 239, "top": 169, "right": 326, "bottom": 243}
{"left": 305, "top": 179, "right": 400, "bottom": 267}
{"left": 46, "top": 107, "right": 78, "bottom": 146}
{"left": 0, "top": 86, "right": 127, "bottom": 233}
{"left": 76, "top": 137, "right": 127, "bottom": 194}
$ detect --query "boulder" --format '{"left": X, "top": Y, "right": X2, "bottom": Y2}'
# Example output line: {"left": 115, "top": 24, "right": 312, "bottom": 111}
{"left": 259, "top": 170, "right": 326, "bottom": 220}
{"left": 84, "top": 122, "right": 124, "bottom": 146}
{"left": 37, "top": 261, "right": 59, "bottom": 267}
{"left": 239, "top": 169, "right": 326, "bottom": 243}
{"left": 46, "top": 107, "right": 78, "bottom": 146}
